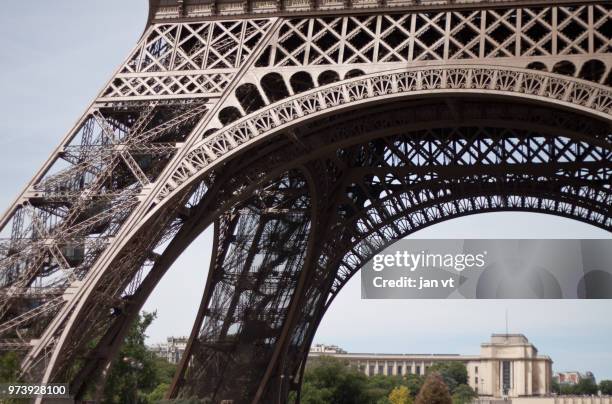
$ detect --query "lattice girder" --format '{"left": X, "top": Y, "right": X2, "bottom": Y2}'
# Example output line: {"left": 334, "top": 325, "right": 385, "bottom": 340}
{"left": 170, "top": 171, "right": 312, "bottom": 401}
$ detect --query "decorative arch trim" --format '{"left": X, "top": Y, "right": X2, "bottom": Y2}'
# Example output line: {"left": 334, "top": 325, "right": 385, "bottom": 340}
{"left": 327, "top": 201, "right": 612, "bottom": 305}
{"left": 155, "top": 64, "right": 612, "bottom": 204}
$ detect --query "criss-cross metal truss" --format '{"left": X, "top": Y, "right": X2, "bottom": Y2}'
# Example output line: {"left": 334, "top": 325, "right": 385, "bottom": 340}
{"left": 0, "top": 1, "right": 610, "bottom": 403}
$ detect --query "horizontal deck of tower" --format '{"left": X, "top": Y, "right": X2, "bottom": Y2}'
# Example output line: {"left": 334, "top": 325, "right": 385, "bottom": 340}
{"left": 148, "top": 0, "right": 601, "bottom": 23}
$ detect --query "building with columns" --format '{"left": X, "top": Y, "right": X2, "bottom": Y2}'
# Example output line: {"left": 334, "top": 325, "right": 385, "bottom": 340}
{"left": 149, "top": 336, "right": 188, "bottom": 364}
{"left": 308, "top": 334, "right": 553, "bottom": 398}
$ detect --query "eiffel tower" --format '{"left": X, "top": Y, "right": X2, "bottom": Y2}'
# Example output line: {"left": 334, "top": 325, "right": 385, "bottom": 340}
{"left": 0, "top": 0, "right": 610, "bottom": 402}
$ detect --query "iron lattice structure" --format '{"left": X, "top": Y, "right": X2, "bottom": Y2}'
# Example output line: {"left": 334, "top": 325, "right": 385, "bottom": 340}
{"left": 0, "top": 0, "right": 611, "bottom": 402}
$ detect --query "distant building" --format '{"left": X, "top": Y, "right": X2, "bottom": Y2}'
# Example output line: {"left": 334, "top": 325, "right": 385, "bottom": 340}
{"left": 555, "top": 371, "right": 596, "bottom": 385}
{"left": 309, "top": 334, "right": 553, "bottom": 399}
{"left": 149, "top": 336, "right": 188, "bottom": 364}
{"left": 310, "top": 344, "right": 347, "bottom": 354}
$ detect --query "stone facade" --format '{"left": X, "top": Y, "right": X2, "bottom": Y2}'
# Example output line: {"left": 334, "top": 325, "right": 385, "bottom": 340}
{"left": 309, "top": 334, "right": 553, "bottom": 398}
{"left": 149, "top": 336, "right": 188, "bottom": 364}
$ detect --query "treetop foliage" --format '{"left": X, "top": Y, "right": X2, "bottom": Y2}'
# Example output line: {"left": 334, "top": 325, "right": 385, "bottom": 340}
{"left": 600, "top": 380, "right": 612, "bottom": 395}
{"left": 100, "top": 311, "right": 177, "bottom": 404}
{"left": 299, "top": 357, "right": 475, "bottom": 404}
{"left": 388, "top": 385, "right": 413, "bottom": 404}
{"left": 415, "top": 372, "right": 452, "bottom": 404}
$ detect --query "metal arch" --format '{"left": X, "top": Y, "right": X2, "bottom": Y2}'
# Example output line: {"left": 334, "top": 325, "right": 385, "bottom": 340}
{"left": 97, "top": 94, "right": 612, "bottom": 366}
{"left": 163, "top": 101, "right": 610, "bottom": 402}
{"left": 32, "top": 69, "right": 607, "bottom": 388}
{"left": 13, "top": 95, "right": 612, "bottom": 400}
{"left": 49, "top": 96, "right": 608, "bottom": 400}
{"left": 7, "top": 88, "right": 608, "bottom": 398}
{"left": 155, "top": 65, "right": 612, "bottom": 205}
{"left": 0, "top": 1, "right": 610, "bottom": 402}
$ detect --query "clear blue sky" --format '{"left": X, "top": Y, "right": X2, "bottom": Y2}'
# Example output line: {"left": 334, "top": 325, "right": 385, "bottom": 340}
{"left": 0, "top": 1, "right": 611, "bottom": 381}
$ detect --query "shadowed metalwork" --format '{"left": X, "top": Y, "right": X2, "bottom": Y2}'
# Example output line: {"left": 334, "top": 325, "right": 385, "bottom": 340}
{"left": 0, "top": 1, "right": 610, "bottom": 403}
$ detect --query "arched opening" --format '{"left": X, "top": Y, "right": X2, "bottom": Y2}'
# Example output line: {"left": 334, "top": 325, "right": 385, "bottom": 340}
{"left": 290, "top": 71, "right": 315, "bottom": 94}
{"left": 260, "top": 72, "right": 290, "bottom": 103}
{"left": 578, "top": 59, "right": 606, "bottom": 82}
{"left": 218, "top": 106, "right": 242, "bottom": 125}
{"left": 235, "top": 83, "right": 266, "bottom": 113}
{"left": 318, "top": 70, "right": 340, "bottom": 85}
{"left": 312, "top": 212, "right": 609, "bottom": 396}
{"left": 157, "top": 95, "right": 610, "bottom": 402}
{"left": 526, "top": 61, "right": 547, "bottom": 71}
{"left": 344, "top": 69, "right": 365, "bottom": 79}
{"left": 552, "top": 60, "right": 576, "bottom": 76}
{"left": 203, "top": 128, "right": 219, "bottom": 138}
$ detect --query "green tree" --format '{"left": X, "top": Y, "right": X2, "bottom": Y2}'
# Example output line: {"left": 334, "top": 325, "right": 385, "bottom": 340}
{"left": 389, "top": 385, "right": 413, "bottom": 404}
{"left": 0, "top": 351, "right": 20, "bottom": 382}
{"left": 600, "top": 380, "right": 612, "bottom": 395}
{"left": 147, "top": 383, "right": 170, "bottom": 402}
{"left": 428, "top": 362, "right": 468, "bottom": 393}
{"left": 152, "top": 355, "right": 177, "bottom": 387}
{"left": 301, "top": 356, "right": 373, "bottom": 404}
{"left": 102, "top": 311, "right": 175, "bottom": 403}
{"left": 452, "top": 384, "right": 477, "bottom": 404}
{"left": 559, "top": 383, "right": 575, "bottom": 395}
{"left": 0, "top": 352, "right": 26, "bottom": 404}
{"left": 576, "top": 377, "right": 599, "bottom": 395}
{"left": 560, "top": 377, "right": 598, "bottom": 396}
{"left": 366, "top": 375, "right": 403, "bottom": 401}
{"left": 300, "top": 382, "right": 334, "bottom": 404}
{"left": 415, "top": 373, "right": 452, "bottom": 404}
{"left": 551, "top": 379, "right": 561, "bottom": 394}
{"left": 404, "top": 374, "right": 425, "bottom": 399}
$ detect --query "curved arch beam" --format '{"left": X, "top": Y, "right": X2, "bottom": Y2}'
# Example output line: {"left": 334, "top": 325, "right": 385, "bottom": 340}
{"left": 64, "top": 97, "right": 611, "bottom": 396}
{"left": 25, "top": 66, "right": 612, "bottom": 392}
{"left": 155, "top": 65, "right": 612, "bottom": 205}
{"left": 331, "top": 189, "right": 610, "bottom": 295}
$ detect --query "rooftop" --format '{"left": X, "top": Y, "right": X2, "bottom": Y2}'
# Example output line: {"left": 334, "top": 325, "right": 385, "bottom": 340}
{"left": 488, "top": 334, "right": 530, "bottom": 344}
{"left": 309, "top": 352, "right": 481, "bottom": 361}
